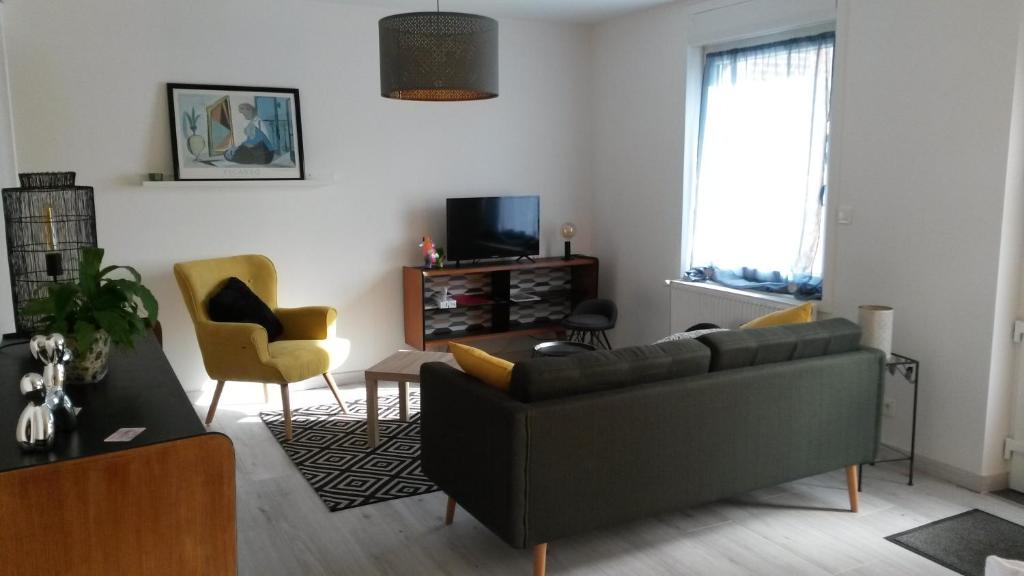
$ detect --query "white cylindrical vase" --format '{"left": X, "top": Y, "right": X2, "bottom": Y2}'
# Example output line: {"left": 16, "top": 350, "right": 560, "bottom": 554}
{"left": 858, "top": 305, "right": 894, "bottom": 359}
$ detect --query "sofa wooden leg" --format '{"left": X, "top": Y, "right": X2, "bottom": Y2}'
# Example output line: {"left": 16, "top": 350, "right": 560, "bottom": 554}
{"left": 206, "top": 380, "right": 225, "bottom": 425}
{"left": 533, "top": 543, "right": 547, "bottom": 576}
{"left": 445, "top": 496, "right": 456, "bottom": 525}
{"left": 263, "top": 383, "right": 269, "bottom": 404}
{"left": 281, "top": 384, "right": 292, "bottom": 441}
{"left": 846, "top": 465, "right": 859, "bottom": 512}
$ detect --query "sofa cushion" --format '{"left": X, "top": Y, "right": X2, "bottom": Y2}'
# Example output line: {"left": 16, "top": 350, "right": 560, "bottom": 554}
{"left": 740, "top": 302, "right": 814, "bottom": 329}
{"left": 449, "top": 342, "right": 514, "bottom": 392}
{"left": 698, "top": 317, "right": 861, "bottom": 372}
{"left": 509, "top": 339, "right": 710, "bottom": 402}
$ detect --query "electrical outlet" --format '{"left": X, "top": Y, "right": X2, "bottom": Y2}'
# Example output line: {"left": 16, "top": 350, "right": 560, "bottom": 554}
{"left": 883, "top": 398, "right": 895, "bottom": 417}
{"left": 837, "top": 205, "right": 854, "bottom": 225}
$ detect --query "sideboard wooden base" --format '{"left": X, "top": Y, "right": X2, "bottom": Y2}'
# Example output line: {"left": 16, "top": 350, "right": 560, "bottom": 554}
{"left": 0, "top": 434, "right": 236, "bottom": 575}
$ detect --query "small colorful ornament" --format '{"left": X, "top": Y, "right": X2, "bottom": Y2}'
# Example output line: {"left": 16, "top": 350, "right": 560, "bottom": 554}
{"left": 419, "top": 236, "right": 439, "bottom": 268}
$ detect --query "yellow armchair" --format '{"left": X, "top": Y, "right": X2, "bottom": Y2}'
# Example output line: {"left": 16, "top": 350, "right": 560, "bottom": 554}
{"left": 173, "top": 255, "right": 348, "bottom": 440}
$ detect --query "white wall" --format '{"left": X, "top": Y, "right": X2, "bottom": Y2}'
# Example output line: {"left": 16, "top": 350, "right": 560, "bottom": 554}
{"left": 0, "top": 4, "right": 19, "bottom": 334}
{"left": 828, "top": 0, "right": 1020, "bottom": 485}
{"left": 592, "top": 0, "right": 1024, "bottom": 486}
{"left": 591, "top": 2, "right": 689, "bottom": 347}
{"left": 999, "top": 9, "right": 1024, "bottom": 490}
{"left": 3, "top": 0, "right": 594, "bottom": 391}
{"left": 591, "top": 0, "right": 835, "bottom": 348}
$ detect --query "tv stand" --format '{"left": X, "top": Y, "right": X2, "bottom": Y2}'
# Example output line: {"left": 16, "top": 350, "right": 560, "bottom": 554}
{"left": 403, "top": 256, "right": 599, "bottom": 350}
{"left": 516, "top": 255, "right": 536, "bottom": 264}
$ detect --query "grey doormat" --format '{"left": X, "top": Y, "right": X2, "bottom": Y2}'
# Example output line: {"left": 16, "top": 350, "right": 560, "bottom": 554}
{"left": 886, "top": 509, "right": 1024, "bottom": 576}
{"left": 993, "top": 489, "right": 1024, "bottom": 508}
{"left": 260, "top": 391, "right": 438, "bottom": 512}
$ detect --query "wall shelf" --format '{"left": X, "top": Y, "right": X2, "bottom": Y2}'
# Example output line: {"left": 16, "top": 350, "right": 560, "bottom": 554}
{"left": 140, "top": 179, "right": 329, "bottom": 189}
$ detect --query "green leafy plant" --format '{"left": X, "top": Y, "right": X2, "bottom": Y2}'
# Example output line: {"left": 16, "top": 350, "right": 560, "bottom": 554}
{"left": 25, "top": 247, "right": 159, "bottom": 351}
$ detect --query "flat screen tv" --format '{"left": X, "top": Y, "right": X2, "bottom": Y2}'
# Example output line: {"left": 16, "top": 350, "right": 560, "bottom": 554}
{"left": 446, "top": 196, "right": 540, "bottom": 262}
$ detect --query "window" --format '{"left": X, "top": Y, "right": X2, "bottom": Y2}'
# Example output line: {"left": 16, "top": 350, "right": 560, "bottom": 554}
{"left": 689, "top": 32, "right": 834, "bottom": 298}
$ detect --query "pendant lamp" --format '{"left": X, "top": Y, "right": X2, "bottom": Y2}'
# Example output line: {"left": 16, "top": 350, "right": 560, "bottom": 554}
{"left": 379, "top": 4, "right": 498, "bottom": 102}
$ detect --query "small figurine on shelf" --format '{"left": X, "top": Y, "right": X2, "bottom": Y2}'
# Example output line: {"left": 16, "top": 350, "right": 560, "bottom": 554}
{"left": 420, "top": 236, "right": 439, "bottom": 268}
{"left": 436, "top": 247, "right": 446, "bottom": 269}
{"left": 15, "top": 333, "right": 78, "bottom": 452}
{"left": 15, "top": 373, "right": 53, "bottom": 452}
{"left": 29, "top": 333, "right": 76, "bottom": 431}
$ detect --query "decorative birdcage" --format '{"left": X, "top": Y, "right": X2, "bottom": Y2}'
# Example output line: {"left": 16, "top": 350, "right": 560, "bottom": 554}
{"left": 3, "top": 172, "right": 97, "bottom": 334}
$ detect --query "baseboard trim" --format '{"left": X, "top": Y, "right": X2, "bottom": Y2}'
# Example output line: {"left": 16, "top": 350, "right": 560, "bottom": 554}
{"left": 903, "top": 449, "right": 1009, "bottom": 493}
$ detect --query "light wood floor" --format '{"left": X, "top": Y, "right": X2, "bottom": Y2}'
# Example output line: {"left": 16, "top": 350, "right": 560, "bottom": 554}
{"left": 195, "top": 382, "right": 1024, "bottom": 576}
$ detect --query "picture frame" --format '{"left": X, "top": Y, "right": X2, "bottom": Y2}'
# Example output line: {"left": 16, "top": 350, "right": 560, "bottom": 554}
{"left": 167, "top": 83, "right": 304, "bottom": 181}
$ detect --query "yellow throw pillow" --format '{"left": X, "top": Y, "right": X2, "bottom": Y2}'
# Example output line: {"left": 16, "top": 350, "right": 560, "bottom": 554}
{"left": 740, "top": 302, "right": 814, "bottom": 329}
{"left": 448, "top": 342, "right": 514, "bottom": 392}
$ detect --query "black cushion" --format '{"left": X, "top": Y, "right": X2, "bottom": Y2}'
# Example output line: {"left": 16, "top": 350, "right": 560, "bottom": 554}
{"left": 509, "top": 339, "right": 710, "bottom": 402}
{"left": 207, "top": 277, "right": 284, "bottom": 342}
{"left": 697, "top": 318, "right": 862, "bottom": 372}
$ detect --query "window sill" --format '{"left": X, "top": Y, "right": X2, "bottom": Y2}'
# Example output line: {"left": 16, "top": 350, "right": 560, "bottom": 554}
{"left": 665, "top": 279, "right": 805, "bottom": 307}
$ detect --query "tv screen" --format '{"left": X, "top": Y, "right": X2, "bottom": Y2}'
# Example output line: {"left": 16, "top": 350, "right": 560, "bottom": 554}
{"left": 446, "top": 196, "right": 540, "bottom": 261}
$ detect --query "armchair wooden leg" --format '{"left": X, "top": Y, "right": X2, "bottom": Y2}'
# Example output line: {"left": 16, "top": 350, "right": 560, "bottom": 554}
{"left": 533, "top": 543, "right": 548, "bottom": 576}
{"left": 322, "top": 372, "right": 349, "bottom": 414}
{"left": 846, "top": 465, "right": 859, "bottom": 512}
{"left": 206, "top": 380, "right": 225, "bottom": 425}
{"left": 281, "top": 384, "right": 293, "bottom": 441}
{"left": 445, "top": 496, "right": 456, "bottom": 525}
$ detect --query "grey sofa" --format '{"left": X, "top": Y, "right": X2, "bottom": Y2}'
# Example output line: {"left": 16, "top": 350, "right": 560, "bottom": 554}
{"left": 420, "top": 318, "right": 885, "bottom": 576}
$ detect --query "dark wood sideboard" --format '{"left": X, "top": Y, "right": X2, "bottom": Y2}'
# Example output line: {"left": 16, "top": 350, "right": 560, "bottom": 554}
{"left": 0, "top": 334, "right": 236, "bottom": 576}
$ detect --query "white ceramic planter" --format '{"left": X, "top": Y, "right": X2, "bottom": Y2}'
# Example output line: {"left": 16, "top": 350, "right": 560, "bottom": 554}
{"left": 67, "top": 329, "right": 111, "bottom": 383}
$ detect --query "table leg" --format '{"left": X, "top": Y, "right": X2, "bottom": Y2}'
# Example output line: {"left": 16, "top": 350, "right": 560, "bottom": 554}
{"left": 909, "top": 362, "right": 919, "bottom": 486}
{"left": 399, "top": 381, "right": 410, "bottom": 422}
{"left": 366, "top": 377, "right": 379, "bottom": 449}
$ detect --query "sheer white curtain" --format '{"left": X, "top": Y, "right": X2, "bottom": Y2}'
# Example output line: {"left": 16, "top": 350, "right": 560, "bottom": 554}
{"left": 690, "top": 33, "right": 834, "bottom": 281}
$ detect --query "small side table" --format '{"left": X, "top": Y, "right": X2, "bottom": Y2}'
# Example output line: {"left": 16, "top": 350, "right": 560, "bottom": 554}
{"left": 363, "top": 350, "right": 458, "bottom": 449}
{"left": 859, "top": 353, "right": 919, "bottom": 490}
{"left": 533, "top": 341, "right": 597, "bottom": 357}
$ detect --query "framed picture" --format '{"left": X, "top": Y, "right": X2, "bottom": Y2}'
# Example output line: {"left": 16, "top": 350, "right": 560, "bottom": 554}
{"left": 167, "top": 83, "right": 304, "bottom": 181}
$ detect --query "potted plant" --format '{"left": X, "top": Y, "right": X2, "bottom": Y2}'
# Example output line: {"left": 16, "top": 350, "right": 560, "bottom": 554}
{"left": 26, "top": 247, "right": 159, "bottom": 383}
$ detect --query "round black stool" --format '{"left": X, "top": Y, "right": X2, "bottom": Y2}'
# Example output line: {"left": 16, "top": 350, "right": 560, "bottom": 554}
{"left": 562, "top": 298, "right": 617, "bottom": 349}
{"left": 533, "top": 340, "right": 597, "bottom": 358}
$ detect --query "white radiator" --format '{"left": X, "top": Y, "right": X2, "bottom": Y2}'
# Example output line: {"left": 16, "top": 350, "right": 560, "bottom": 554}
{"left": 667, "top": 280, "right": 803, "bottom": 334}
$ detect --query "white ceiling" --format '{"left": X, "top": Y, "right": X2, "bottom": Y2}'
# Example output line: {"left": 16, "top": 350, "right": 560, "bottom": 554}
{"left": 323, "top": 0, "right": 678, "bottom": 24}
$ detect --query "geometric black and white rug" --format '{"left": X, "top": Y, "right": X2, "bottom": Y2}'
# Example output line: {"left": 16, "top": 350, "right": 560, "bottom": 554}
{"left": 260, "top": 391, "right": 438, "bottom": 512}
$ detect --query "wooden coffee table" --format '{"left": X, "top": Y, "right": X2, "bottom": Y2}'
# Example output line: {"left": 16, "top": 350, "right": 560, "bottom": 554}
{"left": 363, "top": 350, "right": 458, "bottom": 448}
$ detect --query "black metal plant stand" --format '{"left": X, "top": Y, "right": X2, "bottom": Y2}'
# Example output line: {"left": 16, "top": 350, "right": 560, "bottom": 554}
{"left": 859, "top": 353, "right": 919, "bottom": 490}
